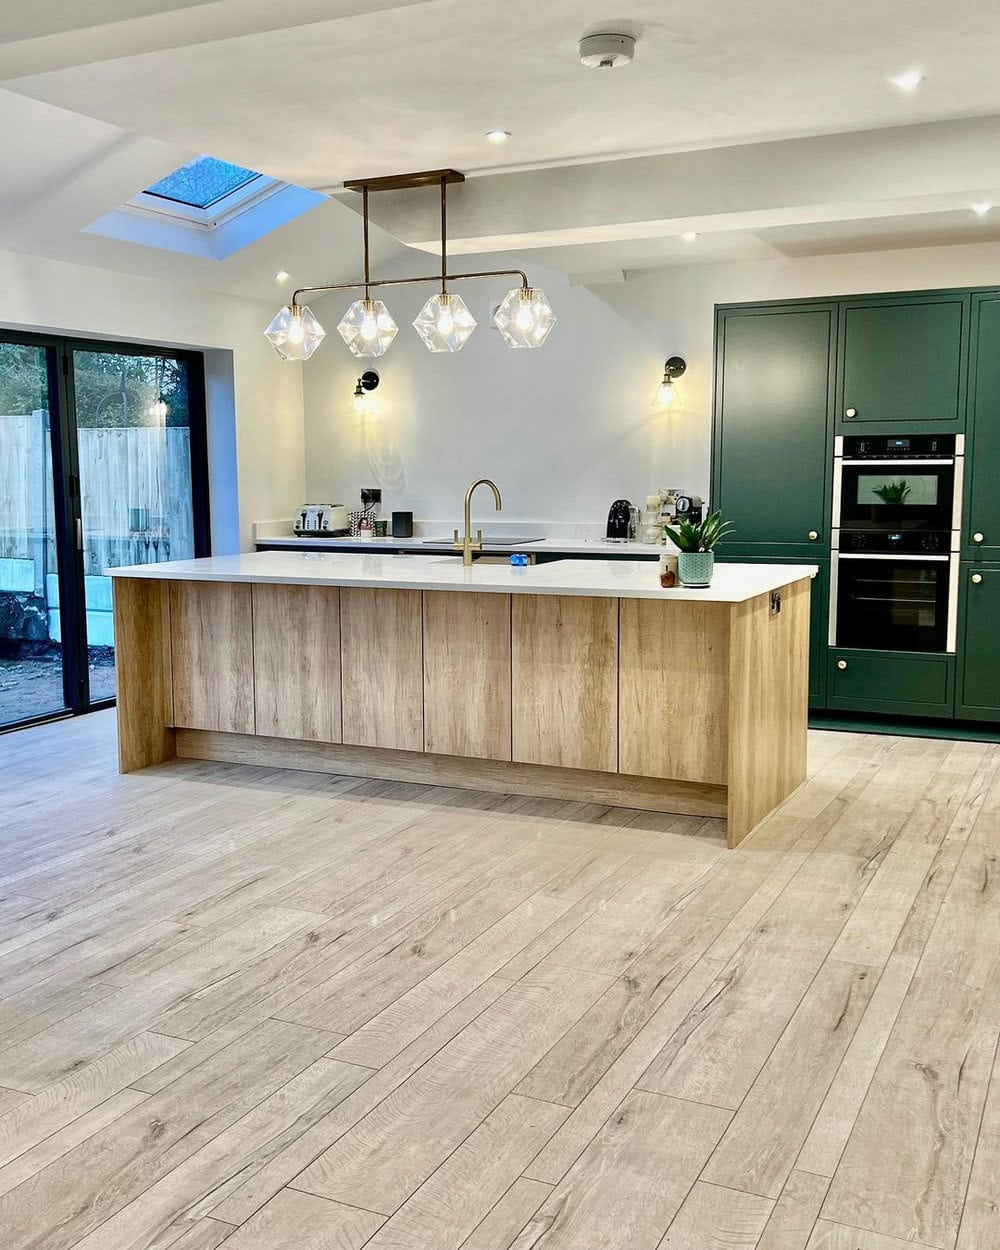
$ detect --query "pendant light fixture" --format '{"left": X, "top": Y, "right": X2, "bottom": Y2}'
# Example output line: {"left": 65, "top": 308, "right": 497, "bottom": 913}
{"left": 336, "top": 188, "right": 399, "bottom": 358}
{"left": 412, "top": 177, "right": 477, "bottom": 352}
{"left": 265, "top": 168, "right": 555, "bottom": 360}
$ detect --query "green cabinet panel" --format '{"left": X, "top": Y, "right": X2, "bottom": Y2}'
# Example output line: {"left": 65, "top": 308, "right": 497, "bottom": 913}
{"left": 964, "top": 294, "right": 1000, "bottom": 559}
{"left": 956, "top": 562, "right": 1000, "bottom": 721}
{"left": 713, "top": 305, "right": 834, "bottom": 558}
{"left": 827, "top": 649, "right": 954, "bottom": 717}
{"left": 722, "top": 554, "right": 828, "bottom": 708}
{"left": 838, "top": 296, "right": 968, "bottom": 430}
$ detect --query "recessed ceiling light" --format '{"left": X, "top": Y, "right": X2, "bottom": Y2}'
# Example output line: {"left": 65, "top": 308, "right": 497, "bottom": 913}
{"left": 275, "top": 270, "right": 290, "bottom": 281}
{"left": 680, "top": 232, "right": 698, "bottom": 243}
{"left": 972, "top": 203, "right": 993, "bottom": 217}
{"left": 889, "top": 70, "right": 924, "bottom": 91}
{"left": 485, "top": 129, "right": 512, "bottom": 143}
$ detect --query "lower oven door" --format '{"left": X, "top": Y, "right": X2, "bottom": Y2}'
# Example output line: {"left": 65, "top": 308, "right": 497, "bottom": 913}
{"left": 833, "top": 554, "right": 956, "bottom": 653}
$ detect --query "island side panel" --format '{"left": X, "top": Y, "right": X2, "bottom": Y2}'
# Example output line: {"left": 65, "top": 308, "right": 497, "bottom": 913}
{"left": 619, "top": 598, "right": 730, "bottom": 786}
{"left": 341, "top": 586, "right": 424, "bottom": 751}
{"left": 511, "top": 594, "right": 618, "bottom": 773}
{"left": 169, "top": 580, "right": 255, "bottom": 734}
{"left": 726, "top": 577, "right": 811, "bottom": 847}
{"left": 422, "top": 590, "right": 512, "bottom": 762}
{"left": 112, "top": 577, "right": 175, "bottom": 773}
{"left": 252, "top": 583, "right": 342, "bottom": 743}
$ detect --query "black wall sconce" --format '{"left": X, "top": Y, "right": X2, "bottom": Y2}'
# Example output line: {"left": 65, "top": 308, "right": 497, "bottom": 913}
{"left": 352, "top": 369, "right": 380, "bottom": 413}
{"left": 657, "top": 356, "right": 686, "bottom": 407}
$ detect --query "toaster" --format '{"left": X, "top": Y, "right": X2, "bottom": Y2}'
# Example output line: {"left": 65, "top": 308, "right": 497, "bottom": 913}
{"left": 294, "top": 504, "right": 350, "bottom": 536}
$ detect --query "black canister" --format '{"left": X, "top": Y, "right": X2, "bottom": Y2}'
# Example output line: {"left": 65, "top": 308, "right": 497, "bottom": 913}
{"left": 392, "top": 511, "right": 414, "bottom": 538}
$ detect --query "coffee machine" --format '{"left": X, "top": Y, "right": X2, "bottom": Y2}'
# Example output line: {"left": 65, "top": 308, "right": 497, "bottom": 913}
{"left": 606, "top": 499, "right": 634, "bottom": 540}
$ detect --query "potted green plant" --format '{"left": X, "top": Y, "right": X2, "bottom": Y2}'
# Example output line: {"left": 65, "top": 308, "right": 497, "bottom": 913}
{"left": 663, "top": 511, "right": 735, "bottom": 587}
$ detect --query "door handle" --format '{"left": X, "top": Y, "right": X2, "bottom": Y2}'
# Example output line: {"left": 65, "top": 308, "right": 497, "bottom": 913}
{"left": 75, "top": 518, "right": 82, "bottom": 551}
{"left": 973, "top": 532, "right": 984, "bottom": 543}
{"left": 808, "top": 530, "right": 819, "bottom": 541}
{"left": 972, "top": 573, "right": 983, "bottom": 584}
{"left": 837, "top": 659, "right": 848, "bottom": 670}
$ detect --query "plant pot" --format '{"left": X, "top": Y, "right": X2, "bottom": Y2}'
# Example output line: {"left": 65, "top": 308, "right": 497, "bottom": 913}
{"left": 678, "top": 550, "right": 714, "bottom": 587}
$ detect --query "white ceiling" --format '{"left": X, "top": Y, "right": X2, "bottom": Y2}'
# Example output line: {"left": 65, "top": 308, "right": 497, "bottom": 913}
{"left": 3, "top": 0, "right": 1000, "bottom": 289}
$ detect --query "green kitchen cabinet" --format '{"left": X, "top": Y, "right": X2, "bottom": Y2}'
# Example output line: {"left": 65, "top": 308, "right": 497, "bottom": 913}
{"left": 964, "top": 293, "right": 1000, "bottom": 559}
{"left": 722, "top": 553, "right": 828, "bottom": 708}
{"left": 956, "top": 562, "right": 1000, "bottom": 722}
{"left": 838, "top": 294, "right": 968, "bottom": 430}
{"left": 827, "top": 648, "right": 955, "bottom": 717}
{"left": 713, "top": 304, "right": 834, "bottom": 558}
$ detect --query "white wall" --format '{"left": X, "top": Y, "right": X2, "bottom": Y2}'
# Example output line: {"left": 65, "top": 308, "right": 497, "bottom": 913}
{"left": 303, "top": 239, "right": 1000, "bottom": 524}
{"left": 0, "top": 246, "right": 304, "bottom": 550}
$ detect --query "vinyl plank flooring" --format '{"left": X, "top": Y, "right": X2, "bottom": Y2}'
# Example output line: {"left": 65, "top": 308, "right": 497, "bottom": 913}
{"left": 757, "top": 1170, "right": 831, "bottom": 1250}
{"left": 659, "top": 1180, "right": 773, "bottom": 1248}
{"left": 458, "top": 1178, "right": 552, "bottom": 1250}
{"left": 220, "top": 1190, "right": 384, "bottom": 1249}
{"left": 510, "top": 1091, "right": 730, "bottom": 1250}
{"left": 955, "top": 1061, "right": 1000, "bottom": 1250}
{"left": 806, "top": 1221, "right": 940, "bottom": 1249}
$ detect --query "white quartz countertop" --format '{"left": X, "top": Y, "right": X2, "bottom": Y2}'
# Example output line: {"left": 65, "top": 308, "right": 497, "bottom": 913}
{"left": 257, "top": 534, "right": 667, "bottom": 556}
{"left": 110, "top": 551, "right": 818, "bottom": 603}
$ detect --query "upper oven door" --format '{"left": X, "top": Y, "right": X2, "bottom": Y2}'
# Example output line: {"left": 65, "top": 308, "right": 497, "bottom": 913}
{"left": 835, "top": 459, "right": 955, "bottom": 532}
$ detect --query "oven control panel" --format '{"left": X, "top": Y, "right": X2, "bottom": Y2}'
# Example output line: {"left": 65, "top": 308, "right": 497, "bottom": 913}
{"left": 843, "top": 434, "right": 956, "bottom": 459}
{"left": 839, "top": 528, "right": 951, "bottom": 554}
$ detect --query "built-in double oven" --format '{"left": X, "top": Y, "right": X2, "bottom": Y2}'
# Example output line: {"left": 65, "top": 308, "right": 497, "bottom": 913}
{"left": 830, "top": 433, "right": 964, "bottom": 654}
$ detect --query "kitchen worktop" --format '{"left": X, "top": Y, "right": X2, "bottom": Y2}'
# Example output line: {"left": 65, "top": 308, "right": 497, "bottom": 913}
{"left": 110, "top": 551, "right": 818, "bottom": 603}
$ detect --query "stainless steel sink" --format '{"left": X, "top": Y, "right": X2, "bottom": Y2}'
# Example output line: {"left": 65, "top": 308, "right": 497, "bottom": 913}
{"left": 419, "top": 536, "right": 545, "bottom": 546}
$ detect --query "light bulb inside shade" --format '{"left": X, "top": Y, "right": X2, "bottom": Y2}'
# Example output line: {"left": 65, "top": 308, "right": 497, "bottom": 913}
{"left": 264, "top": 304, "right": 326, "bottom": 360}
{"left": 413, "top": 293, "right": 477, "bottom": 352}
{"left": 337, "top": 298, "right": 398, "bottom": 358}
{"left": 657, "top": 379, "right": 674, "bottom": 407}
{"left": 492, "top": 288, "right": 556, "bottom": 349}
{"left": 353, "top": 391, "right": 366, "bottom": 414}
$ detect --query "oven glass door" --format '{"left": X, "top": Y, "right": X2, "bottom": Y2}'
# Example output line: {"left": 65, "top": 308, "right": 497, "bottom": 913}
{"left": 837, "top": 462, "right": 954, "bottom": 532}
{"left": 835, "top": 555, "right": 951, "bottom": 652}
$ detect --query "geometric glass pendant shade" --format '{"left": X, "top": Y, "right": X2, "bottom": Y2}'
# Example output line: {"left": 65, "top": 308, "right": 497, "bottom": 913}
{"left": 336, "top": 297, "right": 398, "bottom": 358}
{"left": 492, "top": 286, "right": 556, "bottom": 349}
{"left": 412, "top": 291, "right": 477, "bottom": 352}
{"left": 264, "top": 304, "right": 326, "bottom": 361}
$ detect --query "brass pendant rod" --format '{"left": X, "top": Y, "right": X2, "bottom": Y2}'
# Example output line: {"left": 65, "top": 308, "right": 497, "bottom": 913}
{"left": 291, "top": 268, "right": 529, "bottom": 309}
{"left": 440, "top": 176, "right": 447, "bottom": 297}
{"left": 362, "top": 186, "right": 371, "bottom": 300}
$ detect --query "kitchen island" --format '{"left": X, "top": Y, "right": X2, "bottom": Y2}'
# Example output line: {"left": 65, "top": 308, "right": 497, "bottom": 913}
{"left": 110, "top": 552, "right": 816, "bottom": 847}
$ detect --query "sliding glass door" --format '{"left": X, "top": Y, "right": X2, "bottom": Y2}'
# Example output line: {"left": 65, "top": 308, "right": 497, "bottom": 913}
{"left": 0, "top": 334, "right": 208, "bottom": 730}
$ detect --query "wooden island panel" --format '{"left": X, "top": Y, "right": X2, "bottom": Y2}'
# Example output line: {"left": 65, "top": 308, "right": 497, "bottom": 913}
{"left": 340, "top": 586, "right": 423, "bottom": 751}
{"left": 619, "top": 598, "right": 730, "bottom": 786}
{"left": 422, "top": 591, "right": 512, "bottom": 761}
{"left": 511, "top": 594, "right": 618, "bottom": 773}
{"left": 252, "top": 584, "right": 342, "bottom": 743}
{"left": 169, "top": 580, "right": 254, "bottom": 734}
{"left": 111, "top": 577, "right": 175, "bottom": 772}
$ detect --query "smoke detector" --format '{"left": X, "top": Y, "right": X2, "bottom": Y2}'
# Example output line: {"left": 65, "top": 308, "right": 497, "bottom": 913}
{"left": 579, "top": 32, "right": 636, "bottom": 69}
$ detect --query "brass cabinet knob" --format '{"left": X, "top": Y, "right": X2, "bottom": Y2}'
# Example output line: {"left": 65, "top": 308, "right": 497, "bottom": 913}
{"left": 972, "top": 573, "right": 983, "bottom": 584}
{"left": 845, "top": 407, "right": 857, "bottom": 418}
{"left": 973, "top": 532, "right": 985, "bottom": 543}
{"left": 837, "top": 659, "right": 848, "bottom": 670}
{"left": 808, "top": 530, "right": 819, "bottom": 541}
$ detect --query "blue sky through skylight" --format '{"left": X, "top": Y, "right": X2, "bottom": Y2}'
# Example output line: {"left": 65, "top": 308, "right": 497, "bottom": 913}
{"left": 145, "top": 155, "right": 262, "bottom": 209}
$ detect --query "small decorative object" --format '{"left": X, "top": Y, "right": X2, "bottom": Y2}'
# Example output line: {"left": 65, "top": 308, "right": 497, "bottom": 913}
{"left": 659, "top": 551, "right": 678, "bottom": 588}
{"left": 663, "top": 510, "right": 735, "bottom": 588}
{"left": 373, "top": 519, "right": 388, "bottom": 537}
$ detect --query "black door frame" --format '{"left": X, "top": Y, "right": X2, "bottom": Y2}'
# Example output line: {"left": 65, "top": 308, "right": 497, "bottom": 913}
{"left": 0, "top": 329, "right": 210, "bottom": 728}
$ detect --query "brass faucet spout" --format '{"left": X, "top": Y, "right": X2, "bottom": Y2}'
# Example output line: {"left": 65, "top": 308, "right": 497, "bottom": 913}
{"left": 456, "top": 478, "right": 503, "bottom": 566}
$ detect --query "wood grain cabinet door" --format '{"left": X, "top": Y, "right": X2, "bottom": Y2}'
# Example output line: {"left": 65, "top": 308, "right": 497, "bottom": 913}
{"left": 511, "top": 594, "right": 617, "bottom": 772}
{"left": 252, "top": 584, "right": 341, "bottom": 742}
{"left": 340, "top": 587, "right": 423, "bottom": 750}
{"left": 169, "top": 580, "right": 254, "bottom": 733}
{"left": 423, "top": 591, "right": 512, "bottom": 761}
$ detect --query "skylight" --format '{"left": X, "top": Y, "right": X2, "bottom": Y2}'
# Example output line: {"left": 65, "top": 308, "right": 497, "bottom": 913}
{"left": 145, "top": 156, "right": 262, "bottom": 209}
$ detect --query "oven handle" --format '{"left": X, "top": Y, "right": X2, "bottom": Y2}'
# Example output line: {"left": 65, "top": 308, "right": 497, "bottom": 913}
{"left": 834, "top": 552, "right": 950, "bottom": 561}
{"left": 838, "top": 458, "right": 955, "bottom": 467}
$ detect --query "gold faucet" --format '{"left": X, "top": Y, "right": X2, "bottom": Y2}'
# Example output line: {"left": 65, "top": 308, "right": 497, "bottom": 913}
{"left": 454, "top": 478, "right": 502, "bottom": 566}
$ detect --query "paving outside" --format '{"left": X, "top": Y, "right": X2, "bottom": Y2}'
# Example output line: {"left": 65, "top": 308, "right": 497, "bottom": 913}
{"left": 0, "top": 652, "right": 115, "bottom": 725}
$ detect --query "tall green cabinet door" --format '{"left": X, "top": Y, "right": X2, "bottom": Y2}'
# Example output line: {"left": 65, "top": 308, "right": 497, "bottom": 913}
{"left": 965, "top": 293, "right": 1000, "bottom": 559}
{"left": 957, "top": 563, "right": 1000, "bottom": 721}
{"left": 838, "top": 294, "right": 968, "bottom": 429}
{"left": 713, "top": 305, "right": 834, "bottom": 557}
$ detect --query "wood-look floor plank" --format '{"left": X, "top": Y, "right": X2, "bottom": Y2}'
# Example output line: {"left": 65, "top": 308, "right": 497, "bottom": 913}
{"left": 806, "top": 1220, "right": 940, "bottom": 1249}
{"left": 362, "top": 1094, "right": 566, "bottom": 1250}
{"left": 220, "top": 1190, "right": 384, "bottom": 1249}
{"left": 164, "top": 1220, "right": 237, "bottom": 1250}
{"left": 510, "top": 1091, "right": 730, "bottom": 1250}
{"left": 659, "top": 1180, "right": 773, "bottom": 1248}
{"left": 955, "top": 1061, "right": 1000, "bottom": 1250}
{"left": 757, "top": 1170, "right": 831, "bottom": 1250}
{"left": 457, "top": 1178, "right": 552, "bottom": 1250}
{"left": 291, "top": 965, "right": 611, "bottom": 1214}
